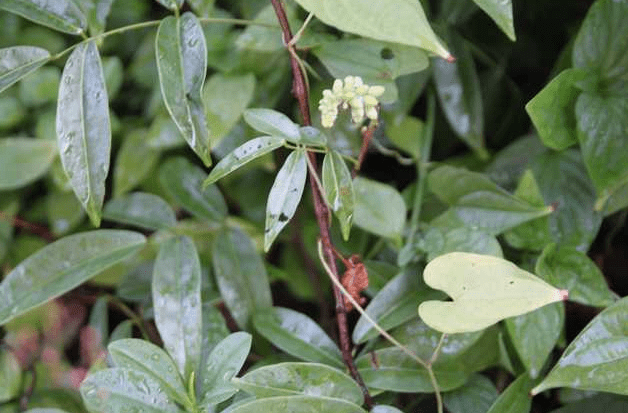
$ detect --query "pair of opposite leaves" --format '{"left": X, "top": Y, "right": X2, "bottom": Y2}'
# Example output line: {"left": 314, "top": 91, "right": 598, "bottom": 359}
{"left": 419, "top": 252, "right": 568, "bottom": 334}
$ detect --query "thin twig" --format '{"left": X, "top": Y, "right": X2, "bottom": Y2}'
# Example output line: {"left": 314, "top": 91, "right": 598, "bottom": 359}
{"left": 269, "top": 0, "right": 373, "bottom": 408}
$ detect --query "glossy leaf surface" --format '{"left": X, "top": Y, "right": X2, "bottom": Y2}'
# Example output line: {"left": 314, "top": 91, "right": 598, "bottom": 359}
{"left": 212, "top": 227, "right": 272, "bottom": 329}
{"left": 486, "top": 374, "right": 533, "bottom": 413}
{"left": 433, "top": 29, "right": 486, "bottom": 158}
{"left": 443, "top": 374, "right": 498, "bottom": 413}
{"left": 80, "top": 368, "right": 179, "bottom": 413}
{"left": 532, "top": 296, "right": 628, "bottom": 395}
{"left": 103, "top": 192, "right": 177, "bottom": 231}
{"left": 0, "top": 230, "right": 145, "bottom": 325}
{"left": 229, "top": 395, "right": 367, "bottom": 413}
{"left": 353, "top": 176, "right": 406, "bottom": 240}
{"left": 536, "top": 244, "right": 616, "bottom": 307}
{"left": 526, "top": 69, "right": 584, "bottom": 150}
{"left": 204, "top": 73, "right": 256, "bottom": 146}
{"left": 160, "top": 157, "right": 227, "bottom": 223}
{"left": 429, "top": 165, "right": 552, "bottom": 235}
{"left": 253, "top": 307, "right": 344, "bottom": 368}
{"left": 352, "top": 268, "right": 442, "bottom": 344}
{"left": 313, "top": 38, "right": 429, "bottom": 104}
{"left": 233, "top": 362, "right": 363, "bottom": 404}
{"left": 204, "top": 136, "right": 285, "bottom": 186}
{"left": 0, "top": 46, "right": 50, "bottom": 93}
{"left": 201, "top": 332, "right": 251, "bottom": 406}
{"left": 505, "top": 302, "right": 564, "bottom": 378}
{"left": 0, "top": 138, "right": 56, "bottom": 190}
{"left": 56, "top": 40, "right": 111, "bottom": 226}
{"left": 418, "top": 226, "right": 503, "bottom": 261}
{"left": 0, "top": 0, "right": 86, "bottom": 34}
{"left": 156, "top": 13, "right": 211, "bottom": 166}
{"left": 154, "top": 0, "right": 183, "bottom": 11}
{"left": 576, "top": 93, "right": 628, "bottom": 205}
{"left": 108, "top": 339, "right": 190, "bottom": 407}
{"left": 322, "top": 150, "right": 354, "bottom": 240}
{"left": 419, "top": 252, "right": 567, "bottom": 334}
{"left": 264, "top": 149, "right": 307, "bottom": 251}
{"left": 243, "top": 109, "right": 300, "bottom": 142}
{"left": 113, "top": 129, "right": 159, "bottom": 197}
{"left": 293, "top": 0, "right": 451, "bottom": 60}
{"left": 471, "top": 0, "right": 515, "bottom": 40}
{"left": 152, "top": 236, "right": 202, "bottom": 379}
{"left": 530, "top": 150, "right": 601, "bottom": 251}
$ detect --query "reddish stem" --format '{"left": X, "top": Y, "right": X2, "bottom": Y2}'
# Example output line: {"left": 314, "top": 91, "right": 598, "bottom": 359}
{"left": 269, "top": 0, "right": 373, "bottom": 408}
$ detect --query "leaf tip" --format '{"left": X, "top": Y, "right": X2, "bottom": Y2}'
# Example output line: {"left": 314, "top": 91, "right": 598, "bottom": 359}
{"left": 445, "top": 54, "right": 456, "bottom": 63}
{"left": 555, "top": 289, "right": 569, "bottom": 301}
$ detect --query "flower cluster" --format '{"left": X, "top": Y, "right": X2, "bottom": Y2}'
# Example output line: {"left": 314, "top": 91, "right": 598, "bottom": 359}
{"left": 318, "top": 76, "right": 385, "bottom": 128}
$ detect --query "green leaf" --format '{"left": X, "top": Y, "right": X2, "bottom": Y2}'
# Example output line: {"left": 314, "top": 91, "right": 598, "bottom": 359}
{"left": 204, "top": 73, "right": 256, "bottom": 146}
{"left": 229, "top": 395, "right": 367, "bottom": 413}
{"left": 505, "top": 302, "right": 564, "bottom": 378}
{"left": 418, "top": 252, "right": 568, "bottom": 334}
{"left": 47, "top": 189, "right": 85, "bottom": 236}
{"left": 56, "top": 40, "right": 111, "bottom": 227}
{"left": 0, "top": 0, "right": 86, "bottom": 35}
{"left": 471, "top": 0, "right": 515, "bottom": 41}
{"left": 0, "top": 46, "right": 50, "bottom": 94}
{"left": 154, "top": 0, "right": 183, "bottom": 12}
{"left": 576, "top": 93, "right": 628, "bottom": 205}
{"left": 253, "top": 307, "right": 343, "bottom": 368}
{"left": 433, "top": 29, "right": 487, "bottom": 159}
{"left": 80, "top": 368, "right": 179, "bottom": 413}
{"left": 152, "top": 236, "right": 202, "bottom": 379}
{"left": 503, "top": 169, "right": 553, "bottom": 251}
{"left": 233, "top": 362, "right": 363, "bottom": 405}
{"left": 418, "top": 226, "right": 503, "bottom": 261}
{"left": 356, "top": 321, "right": 495, "bottom": 393}
{"left": 103, "top": 192, "right": 177, "bottom": 231}
{"left": 526, "top": 69, "right": 585, "bottom": 150}
{"left": 552, "top": 394, "right": 628, "bottom": 413}
{"left": 530, "top": 150, "right": 601, "bottom": 251}
{"left": 200, "top": 332, "right": 252, "bottom": 406}
{"left": 428, "top": 165, "right": 553, "bottom": 235}
{"left": 443, "top": 374, "right": 498, "bottom": 413}
{"left": 353, "top": 176, "right": 406, "bottom": 240}
{"left": 211, "top": 227, "right": 272, "bottom": 329}
{"left": 204, "top": 136, "right": 285, "bottom": 186}
{"left": 313, "top": 38, "right": 429, "bottom": 104}
{"left": 572, "top": 0, "right": 628, "bottom": 95}
{"left": 108, "top": 339, "right": 191, "bottom": 408}
{"left": 371, "top": 407, "right": 404, "bottom": 413}
{"left": 0, "top": 138, "right": 57, "bottom": 190}
{"left": 82, "top": 0, "right": 115, "bottom": 36}
{"left": 0, "top": 197, "right": 18, "bottom": 264}
{"left": 0, "top": 230, "right": 145, "bottom": 325}
{"left": 385, "top": 116, "right": 423, "bottom": 159}
{"left": 264, "top": 149, "right": 307, "bottom": 251}
{"left": 113, "top": 129, "right": 160, "bottom": 197}
{"left": 533, "top": 296, "right": 628, "bottom": 396}
{"left": 322, "top": 150, "right": 355, "bottom": 240}
{"left": 156, "top": 13, "right": 211, "bottom": 166}
{"left": 536, "top": 244, "right": 616, "bottom": 308}
{"left": 243, "top": 109, "right": 301, "bottom": 142}
{"left": 298, "top": 126, "right": 327, "bottom": 146}
{"left": 292, "top": 0, "right": 451, "bottom": 60}
{"left": 486, "top": 374, "right": 533, "bottom": 413}
{"left": 160, "top": 157, "right": 227, "bottom": 224}
{"left": 0, "top": 349, "right": 21, "bottom": 402}
{"left": 352, "top": 268, "right": 442, "bottom": 344}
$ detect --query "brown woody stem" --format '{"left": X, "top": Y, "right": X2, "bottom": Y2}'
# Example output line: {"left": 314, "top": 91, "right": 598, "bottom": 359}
{"left": 269, "top": 0, "right": 373, "bottom": 408}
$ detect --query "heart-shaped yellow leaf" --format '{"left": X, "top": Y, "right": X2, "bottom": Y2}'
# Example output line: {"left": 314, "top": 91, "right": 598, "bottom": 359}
{"left": 418, "top": 252, "right": 568, "bottom": 334}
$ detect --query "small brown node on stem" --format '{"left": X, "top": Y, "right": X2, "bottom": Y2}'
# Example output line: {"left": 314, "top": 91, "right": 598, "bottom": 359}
{"left": 339, "top": 254, "right": 369, "bottom": 311}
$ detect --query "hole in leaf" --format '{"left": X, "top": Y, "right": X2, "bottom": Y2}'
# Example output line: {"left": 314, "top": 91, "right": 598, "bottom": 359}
{"left": 380, "top": 48, "right": 394, "bottom": 60}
